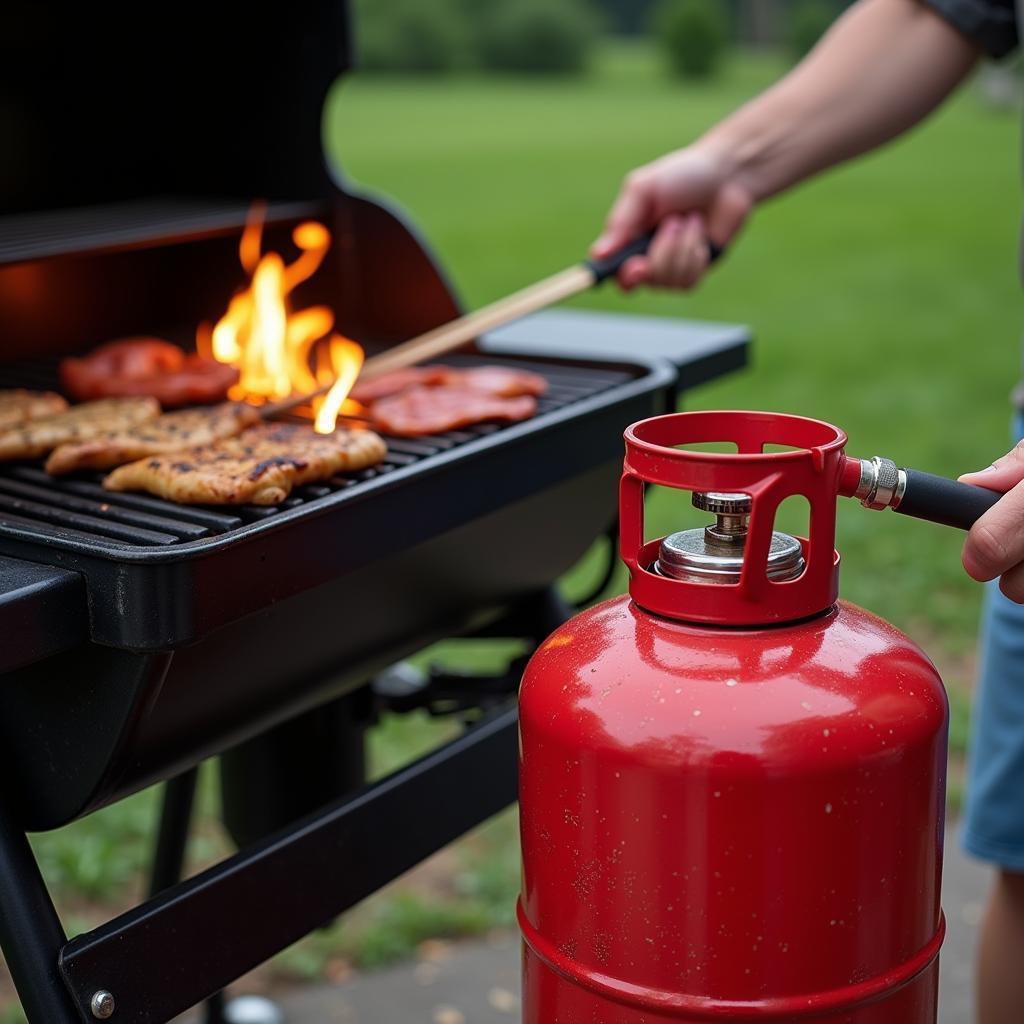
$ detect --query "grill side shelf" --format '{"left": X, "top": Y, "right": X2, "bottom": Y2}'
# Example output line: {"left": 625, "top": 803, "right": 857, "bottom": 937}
{"left": 0, "top": 557, "right": 88, "bottom": 672}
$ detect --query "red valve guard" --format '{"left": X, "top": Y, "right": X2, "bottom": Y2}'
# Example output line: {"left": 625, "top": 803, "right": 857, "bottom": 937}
{"left": 621, "top": 411, "right": 846, "bottom": 626}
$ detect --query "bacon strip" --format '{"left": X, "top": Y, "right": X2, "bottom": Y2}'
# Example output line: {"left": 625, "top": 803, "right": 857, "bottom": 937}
{"left": 370, "top": 386, "right": 537, "bottom": 438}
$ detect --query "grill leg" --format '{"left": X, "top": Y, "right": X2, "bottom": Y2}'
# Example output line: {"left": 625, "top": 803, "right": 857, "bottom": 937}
{"left": 0, "top": 797, "right": 79, "bottom": 1023}
{"left": 149, "top": 767, "right": 199, "bottom": 896}
{"left": 149, "top": 768, "right": 231, "bottom": 1024}
{"left": 219, "top": 689, "right": 369, "bottom": 848}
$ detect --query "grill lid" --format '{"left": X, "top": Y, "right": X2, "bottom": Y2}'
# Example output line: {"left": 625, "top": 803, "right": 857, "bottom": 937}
{"left": 1, "top": 2, "right": 350, "bottom": 216}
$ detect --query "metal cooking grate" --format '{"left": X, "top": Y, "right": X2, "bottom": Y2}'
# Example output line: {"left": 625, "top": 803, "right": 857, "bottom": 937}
{"left": 0, "top": 355, "right": 632, "bottom": 549}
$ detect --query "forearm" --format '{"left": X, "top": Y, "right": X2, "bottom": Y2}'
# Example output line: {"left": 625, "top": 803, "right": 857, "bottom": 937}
{"left": 700, "top": 0, "right": 981, "bottom": 201}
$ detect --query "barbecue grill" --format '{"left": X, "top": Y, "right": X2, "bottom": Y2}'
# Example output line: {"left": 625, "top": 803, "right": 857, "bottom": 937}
{"left": 0, "top": 6, "right": 748, "bottom": 1022}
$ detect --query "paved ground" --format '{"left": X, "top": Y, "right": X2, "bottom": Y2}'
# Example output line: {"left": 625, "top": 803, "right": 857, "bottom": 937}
{"left": 206, "top": 829, "right": 990, "bottom": 1024}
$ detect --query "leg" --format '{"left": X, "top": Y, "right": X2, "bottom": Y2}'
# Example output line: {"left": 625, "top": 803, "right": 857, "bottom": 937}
{"left": 149, "top": 769, "right": 229, "bottom": 1024}
{"left": 149, "top": 767, "right": 198, "bottom": 897}
{"left": 977, "top": 870, "right": 1024, "bottom": 1024}
{"left": 0, "top": 796, "right": 79, "bottom": 1023}
{"left": 963, "top": 580, "right": 1024, "bottom": 1023}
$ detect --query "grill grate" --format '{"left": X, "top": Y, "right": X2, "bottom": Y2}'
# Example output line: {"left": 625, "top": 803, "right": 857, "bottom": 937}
{"left": 0, "top": 355, "right": 632, "bottom": 551}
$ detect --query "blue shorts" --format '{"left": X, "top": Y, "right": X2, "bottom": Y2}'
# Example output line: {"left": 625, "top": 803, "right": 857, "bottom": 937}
{"left": 962, "top": 415, "right": 1024, "bottom": 871}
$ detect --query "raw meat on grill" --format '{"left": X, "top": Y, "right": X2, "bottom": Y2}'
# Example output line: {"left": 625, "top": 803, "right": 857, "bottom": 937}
{"left": 45, "top": 402, "right": 262, "bottom": 475}
{"left": 0, "top": 390, "right": 68, "bottom": 429}
{"left": 369, "top": 386, "right": 537, "bottom": 438}
{"left": 0, "top": 397, "right": 161, "bottom": 461}
{"left": 103, "top": 422, "right": 388, "bottom": 505}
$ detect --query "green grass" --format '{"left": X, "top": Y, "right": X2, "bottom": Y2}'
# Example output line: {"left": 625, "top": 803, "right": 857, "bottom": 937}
{"left": 327, "top": 41, "right": 1019, "bottom": 654}
{"left": 324, "top": 42, "right": 1018, "bottom": 858}
{"left": 2, "top": 41, "right": 1018, "bottom": 1013}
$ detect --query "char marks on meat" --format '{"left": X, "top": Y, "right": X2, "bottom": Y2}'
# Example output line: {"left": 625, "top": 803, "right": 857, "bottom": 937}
{"left": 0, "top": 397, "right": 161, "bottom": 461}
{"left": 103, "top": 423, "right": 387, "bottom": 505}
{"left": 45, "top": 402, "right": 261, "bottom": 475}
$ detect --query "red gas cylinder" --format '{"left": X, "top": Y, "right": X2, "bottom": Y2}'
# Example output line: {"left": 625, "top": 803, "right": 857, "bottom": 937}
{"left": 519, "top": 411, "right": 947, "bottom": 1023}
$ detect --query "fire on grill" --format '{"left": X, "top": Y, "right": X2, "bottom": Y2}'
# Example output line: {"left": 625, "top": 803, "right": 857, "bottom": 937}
{"left": 198, "top": 204, "right": 365, "bottom": 432}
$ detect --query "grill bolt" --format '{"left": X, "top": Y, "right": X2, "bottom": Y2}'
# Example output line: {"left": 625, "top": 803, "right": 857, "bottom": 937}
{"left": 90, "top": 990, "right": 115, "bottom": 1019}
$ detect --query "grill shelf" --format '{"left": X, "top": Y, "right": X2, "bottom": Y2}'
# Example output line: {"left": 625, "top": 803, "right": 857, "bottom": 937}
{"left": 0, "top": 354, "right": 633, "bottom": 551}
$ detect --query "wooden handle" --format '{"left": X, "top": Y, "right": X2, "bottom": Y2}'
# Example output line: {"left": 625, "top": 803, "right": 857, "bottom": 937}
{"left": 261, "top": 261, "right": 595, "bottom": 419}
{"left": 359, "top": 263, "right": 594, "bottom": 380}
{"left": 262, "top": 228, "right": 726, "bottom": 418}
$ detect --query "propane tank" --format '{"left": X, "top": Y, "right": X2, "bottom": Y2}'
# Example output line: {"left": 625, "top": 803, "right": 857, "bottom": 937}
{"left": 518, "top": 411, "right": 947, "bottom": 1023}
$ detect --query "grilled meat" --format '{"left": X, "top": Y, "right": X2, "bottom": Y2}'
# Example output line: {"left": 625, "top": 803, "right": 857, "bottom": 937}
{"left": 351, "top": 365, "right": 547, "bottom": 406}
{"left": 370, "top": 386, "right": 537, "bottom": 438}
{"left": 350, "top": 367, "right": 450, "bottom": 404}
{"left": 46, "top": 402, "right": 261, "bottom": 475}
{"left": 442, "top": 366, "right": 547, "bottom": 397}
{"left": 0, "top": 390, "right": 69, "bottom": 429}
{"left": 103, "top": 422, "right": 387, "bottom": 505}
{"left": 60, "top": 337, "right": 239, "bottom": 407}
{"left": 353, "top": 365, "right": 547, "bottom": 437}
{"left": 0, "top": 397, "right": 161, "bottom": 461}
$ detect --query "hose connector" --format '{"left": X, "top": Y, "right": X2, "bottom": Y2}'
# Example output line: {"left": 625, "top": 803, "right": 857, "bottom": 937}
{"left": 852, "top": 456, "right": 907, "bottom": 511}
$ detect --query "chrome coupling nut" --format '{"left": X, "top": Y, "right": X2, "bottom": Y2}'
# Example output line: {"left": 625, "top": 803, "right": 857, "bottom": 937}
{"left": 853, "top": 456, "right": 907, "bottom": 511}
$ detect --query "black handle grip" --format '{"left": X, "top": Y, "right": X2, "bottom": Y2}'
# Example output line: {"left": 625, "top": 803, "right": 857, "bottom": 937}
{"left": 585, "top": 229, "right": 725, "bottom": 284}
{"left": 895, "top": 469, "right": 1002, "bottom": 531}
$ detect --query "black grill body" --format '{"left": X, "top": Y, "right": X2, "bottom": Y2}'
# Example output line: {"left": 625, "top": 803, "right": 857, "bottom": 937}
{"left": 0, "top": 351, "right": 673, "bottom": 830}
{"left": 0, "top": 4, "right": 749, "bottom": 1021}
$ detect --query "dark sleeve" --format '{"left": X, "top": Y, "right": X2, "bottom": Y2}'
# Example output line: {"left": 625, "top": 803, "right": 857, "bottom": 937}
{"left": 921, "top": 0, "right": 1019, "bottom": 57}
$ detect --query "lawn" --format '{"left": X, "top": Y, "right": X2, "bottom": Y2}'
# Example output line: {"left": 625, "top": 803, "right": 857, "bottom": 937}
{"left": 2, "top": 40, "right": 1019, "bottom": 1018}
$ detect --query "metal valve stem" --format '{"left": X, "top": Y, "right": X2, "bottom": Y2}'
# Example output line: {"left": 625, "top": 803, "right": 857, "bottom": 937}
{"left": 852, "top": 456, "right": 908, "bottom": 512}
{"left": 692, "top": 492, "right": 751, "bottom": 545}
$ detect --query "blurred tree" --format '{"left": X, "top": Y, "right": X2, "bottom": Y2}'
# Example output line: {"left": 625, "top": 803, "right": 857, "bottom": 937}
{"left": 354, "top": 0, "right": 471, "bottom": 73}
{"left": 653, "top": 0, "right": 731, "bottom": 79}
{"left": 476, "top": 0, "right": 598, "bottom": 74}
{"left": 738, "top": 0, "right": 786, "bottom": 45}
{"left": 788, "top": 0, "right": 839, "bottom": 59}
{"left": 733, "top": 0, "right": 850, "bottom": 47}
{"left": 588, "top": 0, "right": 658, "bottom": 35}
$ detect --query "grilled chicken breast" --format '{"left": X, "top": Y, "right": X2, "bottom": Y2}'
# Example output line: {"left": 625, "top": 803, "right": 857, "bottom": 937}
{"left": 103, "top": 422, "right": 388, "bottom": 505}
{"left": 0, "top": 390, "right": 69, "bottom": 429}
{"left": 46, "top": 402, "right": 261, "bottom": 475}
{"left": 0, "top": 397, "right": 161, "bottom": 461}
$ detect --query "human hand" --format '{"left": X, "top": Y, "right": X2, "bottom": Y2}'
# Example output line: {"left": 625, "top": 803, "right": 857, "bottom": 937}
{"left": 960, "top": 443, "right": 1024, "bottom": 601}
{"left": 589, "top": 145, "right": 753, "bottom": 291}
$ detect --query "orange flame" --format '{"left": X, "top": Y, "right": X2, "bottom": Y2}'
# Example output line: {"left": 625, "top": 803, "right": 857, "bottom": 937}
{"left": 205, "top": 205, "right": 363, "bottom": 433}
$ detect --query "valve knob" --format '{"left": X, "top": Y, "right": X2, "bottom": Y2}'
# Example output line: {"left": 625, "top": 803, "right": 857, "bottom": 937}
{"left": 692, "top": 492, "right": 752, "bottom": 516}
{"left": 693, "top": 491, "right": 751, "bottom": 544}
